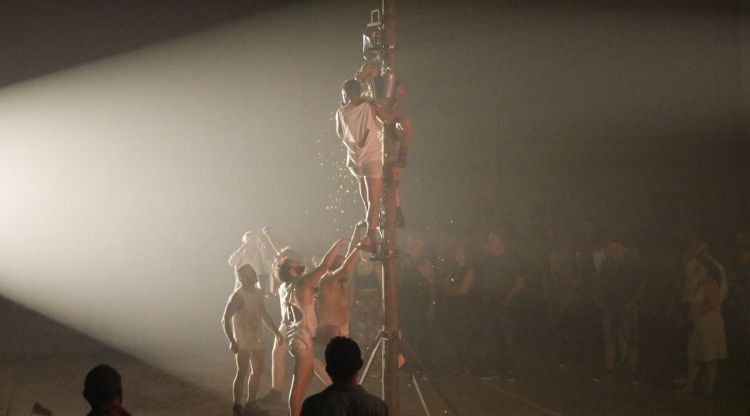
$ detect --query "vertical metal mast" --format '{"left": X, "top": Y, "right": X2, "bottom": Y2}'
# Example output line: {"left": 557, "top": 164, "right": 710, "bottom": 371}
{"left": 380, "top": 0, "right": 399, "bottom": 415}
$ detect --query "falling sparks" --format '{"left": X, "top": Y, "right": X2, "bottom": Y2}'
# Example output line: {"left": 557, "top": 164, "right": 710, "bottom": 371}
{"left": 313, "top": 108, "right": 359, "bottom": 234}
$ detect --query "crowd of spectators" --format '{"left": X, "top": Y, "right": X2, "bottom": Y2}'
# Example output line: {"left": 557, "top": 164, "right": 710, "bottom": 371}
{"left": 351, "top": 225, "right": 750, "bottom": 398}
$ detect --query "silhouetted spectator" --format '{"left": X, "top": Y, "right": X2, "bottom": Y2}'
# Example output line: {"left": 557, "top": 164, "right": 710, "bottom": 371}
{"left": 397, "top": 235, "right": 427, "bottom": 353}
{"left": 301, "top": 337, "right": 387, "bottom": 416}
{"left": 399, "top": 256, "right": 436, "bottom": 365}
{"left": 441, "top": 244, "right": 477, "bottom": 375}
{"left": 546, "top": 231, "right": 588, "bottom": 371}
{"left": 477, "top": 230, "right": 524, "bottom": 381}
{"left": 83, "top": 364, "right": 131, "bottom": 416}
{"left": 593, "top": 236, "right": 644, "bottom": 384}
{"left": 399, "top": 234, "right": 425, "bottom": 278}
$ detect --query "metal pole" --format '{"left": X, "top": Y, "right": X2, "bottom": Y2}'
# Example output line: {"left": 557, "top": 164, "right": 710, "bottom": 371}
{"left": 380, "top": 0, "right": 399, "bottom": 415}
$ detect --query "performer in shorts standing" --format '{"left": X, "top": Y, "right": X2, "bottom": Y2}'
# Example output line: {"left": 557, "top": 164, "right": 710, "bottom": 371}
{"left": 222, "top": 264, "right": 283, "bottom": 416}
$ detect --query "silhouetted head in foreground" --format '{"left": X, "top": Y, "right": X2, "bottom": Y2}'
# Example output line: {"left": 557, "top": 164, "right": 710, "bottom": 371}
{"left": 83, "top": 364, "right": 130, "bottom": 415}
{"left": 325, "top": 337, "right": 364, "bottom": 384}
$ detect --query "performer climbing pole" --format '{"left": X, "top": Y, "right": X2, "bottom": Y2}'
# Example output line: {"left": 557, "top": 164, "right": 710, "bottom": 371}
{"left": 341, "top": 1, "right": 405, "bottom": 414}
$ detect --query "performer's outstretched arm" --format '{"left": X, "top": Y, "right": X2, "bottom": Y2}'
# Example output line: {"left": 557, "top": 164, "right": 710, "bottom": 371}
{"left": 334, "top": 238, "right": 365, "bottom": 282}
{"left": 301, "top": 238, "right": 348, "bottom": 290}
{"left": 228, "top": 232, "right": 253, "bottom": 267}
{"left": 262, "top": 226, "right": 284, "bottom": 257}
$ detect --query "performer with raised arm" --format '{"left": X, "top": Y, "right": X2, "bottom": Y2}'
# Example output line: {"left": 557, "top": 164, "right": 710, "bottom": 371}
{"left": 355, "top": 64, "right": 412, "bottom": 170}
{"left": 351, "top": 64, "right": 413, "bottom": 228}
{"left": 222, "top": 264, "right": 283, "bottom": 416}
{"left": 275, "top": 237, "right": 349, "bottom": 416}
{"left": 261, "top": 226, "right": 287, "bottom": 259}
{"left": 228, "top": 231, "right": 272, "bottom": 292}
{"left": 316, "top": 226, "right": 365, "bottom": 345}
{"left": 336, "top": 80, "right": 397, "bottom": 254}
{"left": 257, "top": 226, "right": 329, "bottom": 406}
{"left": 355, "top": 61, "right": 380, "bottom": 99}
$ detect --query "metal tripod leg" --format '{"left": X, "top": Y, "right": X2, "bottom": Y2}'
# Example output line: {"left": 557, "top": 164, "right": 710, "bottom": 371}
{"left": 399, "top": 336, "right": 432, "bottom": 416}
{"left": 359, "top": 333, "right": 449, "bottom": 416}
{"left": 314, "top": 366, "right": 330, "bottom": 386}
{"left": 411, "top": 373, "right": 431, "bottom": 416}
{"left": 359, "top": 335, "right": 385, "bottom": 385}
{"left": 401, "top": 335, "right": 428, "bottom": 375}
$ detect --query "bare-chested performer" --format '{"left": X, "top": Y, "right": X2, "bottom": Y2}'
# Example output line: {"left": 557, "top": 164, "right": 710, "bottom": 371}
{"left": 222, "top": 264, "right": 283, "bottom": 416}
{"left": 274, "top": 237, "right": 349, "bottom": 416}
{"left": 258, "top": 227, "right": 330, "bottom": 406}
{"left": 316, "top": 227, "right": 364, "bottom": 344}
